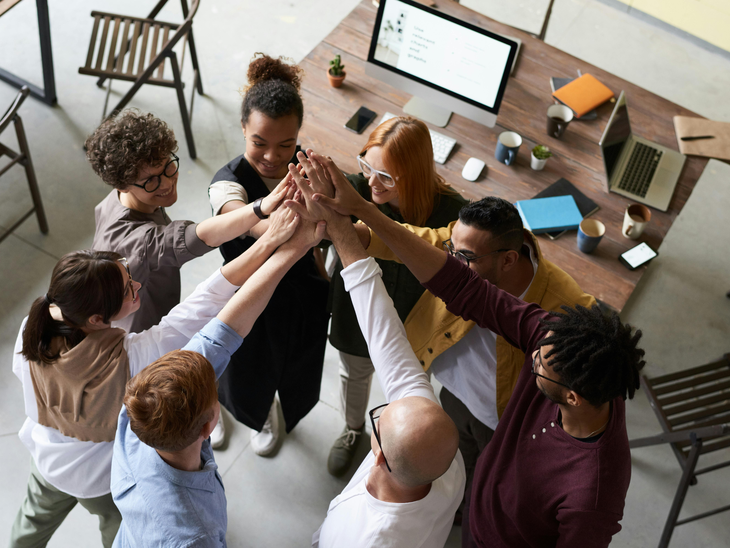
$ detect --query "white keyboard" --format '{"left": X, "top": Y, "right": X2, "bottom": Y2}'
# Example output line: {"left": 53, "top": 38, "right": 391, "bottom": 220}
{"left": 379, "top": 112, "right": 456, "bottom": 164}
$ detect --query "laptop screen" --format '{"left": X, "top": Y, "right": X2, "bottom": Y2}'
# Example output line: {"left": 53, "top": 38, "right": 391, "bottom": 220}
{"left": 599, "top": 92, "right": 631, "bottom": 181}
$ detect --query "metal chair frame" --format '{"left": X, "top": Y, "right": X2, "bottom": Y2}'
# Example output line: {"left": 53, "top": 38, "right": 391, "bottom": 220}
{"left": 630, "top": 353, "right": 730, "bottom": 548}
{"left": 0, "top": 86, "right": 49, "bottom": 244}
{"left": 78, "top": 0, "right": 202, "bottom": 158}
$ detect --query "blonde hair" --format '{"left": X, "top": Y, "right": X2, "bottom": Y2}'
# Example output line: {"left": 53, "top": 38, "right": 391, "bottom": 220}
{"left": 361, "top": 117, "right": 454, "bottom": 225}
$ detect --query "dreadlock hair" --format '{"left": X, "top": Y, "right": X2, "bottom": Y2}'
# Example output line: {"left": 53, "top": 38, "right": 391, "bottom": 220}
{"left": 538, "top": 304, "right": 645, "bottom": 407}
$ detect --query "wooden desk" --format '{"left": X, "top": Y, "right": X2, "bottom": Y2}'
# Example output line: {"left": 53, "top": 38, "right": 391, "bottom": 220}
{"left": 298, "top": 0, "right": 707, "bottom": 311}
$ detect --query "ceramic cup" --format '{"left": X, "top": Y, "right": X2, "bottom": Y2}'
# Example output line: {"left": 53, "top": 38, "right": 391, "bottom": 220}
{"left": 495, "top": 131, "right": 522, "bottom": 166}
{"left": 547, "top": 104, "right": 574, "bottom": 139}
{"left": 622, "top": 204, "right": 651, "bottom": 239}
{"left": 577, "top": 219, "right": 605, "bottom": 254}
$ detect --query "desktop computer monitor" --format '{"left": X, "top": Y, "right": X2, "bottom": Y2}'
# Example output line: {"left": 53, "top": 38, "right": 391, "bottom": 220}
{"left": 366, "top": 0, "right": 517, "bottom": 128}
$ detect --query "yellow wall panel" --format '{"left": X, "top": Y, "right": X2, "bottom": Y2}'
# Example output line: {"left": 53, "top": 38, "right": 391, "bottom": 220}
{"left": 614, "top": 0, "right": 730, "bottom": 52}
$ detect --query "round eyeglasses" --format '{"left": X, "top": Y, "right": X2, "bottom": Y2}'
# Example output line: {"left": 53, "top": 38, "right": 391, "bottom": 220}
{"left": 130, "top": 154, "right": 179, "bottom": 193}
{"left": 118, "top": 257, "right": 137, "bottom": 302}
{"left": 531, "top": 350, "right": 572, "bottom": 390}
{"left": 357, "top": 155, "right": 397, "bottom": 188}
{"left": 442, "top": 238, "right": 512, "bottom": 267}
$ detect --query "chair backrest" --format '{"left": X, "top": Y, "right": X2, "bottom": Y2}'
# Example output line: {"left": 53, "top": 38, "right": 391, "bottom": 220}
{"left": 0, "top": 86, "right": 29, "bottom": 136}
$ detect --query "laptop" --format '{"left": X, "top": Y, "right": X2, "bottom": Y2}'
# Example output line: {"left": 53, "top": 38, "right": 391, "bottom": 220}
{"left": 598, "top": 91, "right": 686, "bottom": 211}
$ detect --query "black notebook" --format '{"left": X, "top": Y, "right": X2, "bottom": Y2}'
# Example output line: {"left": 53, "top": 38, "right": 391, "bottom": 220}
{"left": 532, "top": 178, "right": 600, "bottom": 240}
{"left": 550, "top": 78, "right": 598, "bottom": 120}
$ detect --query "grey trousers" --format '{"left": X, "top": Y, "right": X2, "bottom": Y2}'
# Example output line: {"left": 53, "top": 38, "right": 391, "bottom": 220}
{"left": 338, "top": 351, "right": 374, "bottom": 429}
{"left": 10, "top": 458, "right": 121, "bottom": 548}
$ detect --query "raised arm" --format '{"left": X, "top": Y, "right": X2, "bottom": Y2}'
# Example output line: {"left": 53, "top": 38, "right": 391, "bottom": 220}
{"left": 197, "top": 174, "right": 293, "bottom": 246}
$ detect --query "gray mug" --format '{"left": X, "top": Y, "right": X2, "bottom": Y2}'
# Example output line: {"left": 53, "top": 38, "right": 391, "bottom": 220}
{"left": 495, "top": 131, "right": 522, "bottom": 166}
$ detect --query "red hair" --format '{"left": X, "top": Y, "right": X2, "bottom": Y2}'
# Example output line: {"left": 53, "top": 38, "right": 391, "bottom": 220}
{"left": 361, "top": 117, "right": 454, "bottom": 225}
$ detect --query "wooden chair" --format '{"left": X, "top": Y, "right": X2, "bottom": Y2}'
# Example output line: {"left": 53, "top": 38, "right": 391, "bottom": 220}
{"left": 630, "top": 354, "right": 730, "bottom": 548}
{"left": 78, "top": 0, "right": 203, "bottom": 158}
{"left": 0, "top": 86, "right": 49, "bottom": 244}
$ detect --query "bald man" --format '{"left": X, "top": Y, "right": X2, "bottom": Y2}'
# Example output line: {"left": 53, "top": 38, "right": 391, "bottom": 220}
{"left": 297, "top": 160, "right": 466, "bottom": 548}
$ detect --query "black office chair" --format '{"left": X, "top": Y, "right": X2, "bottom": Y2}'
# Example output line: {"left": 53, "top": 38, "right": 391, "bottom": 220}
{"left": 0, "top": 86, "right": 49, "bottom": 244}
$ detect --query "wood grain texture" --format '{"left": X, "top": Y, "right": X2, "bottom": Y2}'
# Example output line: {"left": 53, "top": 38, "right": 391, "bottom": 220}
{"left": 298, "top": 0, "right": 708, "bottom": 311}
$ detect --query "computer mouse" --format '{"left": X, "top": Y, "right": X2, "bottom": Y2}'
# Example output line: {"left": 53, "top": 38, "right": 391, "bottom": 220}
{"left": 462, "top": 157, "right": 486, "bottom": 182}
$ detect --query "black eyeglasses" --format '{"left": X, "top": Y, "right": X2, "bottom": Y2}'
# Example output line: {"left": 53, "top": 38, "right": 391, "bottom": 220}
{"left": 130, "top": 154, "right": 179, "bottom": 193}
{"left": 118, "top": 257, "right": 136, "bottom": 301}
{"left": 369, "top": 403, "right": 392, "bottom": 473}
{"left": 531, "top": 350, "right": 571, "bottom": 390}
{"left": 442, "top": 238, "right": 512, "bottom": 267}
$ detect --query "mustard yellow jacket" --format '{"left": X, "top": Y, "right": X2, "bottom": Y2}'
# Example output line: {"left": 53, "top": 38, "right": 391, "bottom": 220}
{"left": 366, "top": 221, "right": 597, "bottom": 419}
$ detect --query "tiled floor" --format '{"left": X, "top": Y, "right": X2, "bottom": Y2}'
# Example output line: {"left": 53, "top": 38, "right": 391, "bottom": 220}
{"left": 1, "top": 1, "right": 729, "bottom": 546}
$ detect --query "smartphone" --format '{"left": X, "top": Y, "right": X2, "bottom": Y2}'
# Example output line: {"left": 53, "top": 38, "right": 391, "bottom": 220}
{"left": 619, "top": 242, "right": 658, "bottom": 270}
{"left": 345, "top": 106, "right": 377, "bottom": 134}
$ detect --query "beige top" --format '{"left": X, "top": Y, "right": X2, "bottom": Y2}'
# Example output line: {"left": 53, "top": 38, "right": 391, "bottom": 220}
{"left": 29, "top": 327, "right": 130, "bottom": 443}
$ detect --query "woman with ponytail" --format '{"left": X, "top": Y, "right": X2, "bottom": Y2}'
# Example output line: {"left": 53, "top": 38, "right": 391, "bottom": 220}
{"left": 10, "top": 207, "right": 298, "bottom": 547}
{"left": 325, "top": 116, "right": 467, "bottom": 477}
{"left": 208, "top": 53, "right": 330, "bottom": 455}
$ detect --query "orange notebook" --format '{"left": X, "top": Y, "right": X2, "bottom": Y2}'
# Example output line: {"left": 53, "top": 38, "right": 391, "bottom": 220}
{"left": 552, "top": 74, "right": 614, "bottom": 118}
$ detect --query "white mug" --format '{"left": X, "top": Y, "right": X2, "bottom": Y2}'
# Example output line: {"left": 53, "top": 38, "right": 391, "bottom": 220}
{"left": 622, "top": 204, "right": 651, "bottom": 239}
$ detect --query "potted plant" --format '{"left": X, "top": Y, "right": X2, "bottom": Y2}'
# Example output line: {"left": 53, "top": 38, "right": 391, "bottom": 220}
{"left": 328, "top": 54, "right": 346, "bottom": 88}
{"left": 531, "top": 145, "right": 552, "bottom": 170}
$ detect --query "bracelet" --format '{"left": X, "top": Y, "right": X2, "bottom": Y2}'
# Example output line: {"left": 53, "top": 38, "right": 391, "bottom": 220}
{"left": 253, "top": 197, "right": 269, "bottom": 220}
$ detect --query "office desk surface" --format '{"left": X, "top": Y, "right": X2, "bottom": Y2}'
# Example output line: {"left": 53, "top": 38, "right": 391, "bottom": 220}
{"left": 298, "top": 0, "right": 708, "bottom": 311}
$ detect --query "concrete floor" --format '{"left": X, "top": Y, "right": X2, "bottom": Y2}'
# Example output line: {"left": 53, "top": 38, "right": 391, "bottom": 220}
{"left": 0, "top": 0, "right": 728, "bottom": 546}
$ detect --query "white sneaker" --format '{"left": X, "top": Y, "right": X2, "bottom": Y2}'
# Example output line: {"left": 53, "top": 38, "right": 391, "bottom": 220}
{"left": 250, "top": 399, "right": 280, "bottom": 456}
{"left": 210, "top": 412, "right": 226, "bottom": 449}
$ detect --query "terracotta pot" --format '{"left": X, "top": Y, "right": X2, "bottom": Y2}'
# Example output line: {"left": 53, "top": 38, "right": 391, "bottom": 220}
{"left": 328, "top": 70, "right": 346, "bottom": 88}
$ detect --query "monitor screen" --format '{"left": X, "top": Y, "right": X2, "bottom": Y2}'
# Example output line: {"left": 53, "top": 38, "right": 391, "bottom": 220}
{"left": 600, "top": 92, "right": 632, "bottom": 181}
{"left": 368, "top": 0, "right": 515, "bottom": 115}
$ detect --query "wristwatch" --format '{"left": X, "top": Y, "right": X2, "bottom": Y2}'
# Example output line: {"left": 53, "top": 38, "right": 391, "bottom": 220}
{"left": 253, "top": 197, "right": 269, "bottom": 220}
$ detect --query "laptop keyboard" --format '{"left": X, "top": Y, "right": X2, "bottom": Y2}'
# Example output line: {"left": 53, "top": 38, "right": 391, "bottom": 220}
{"left": 617, "top": 142, "right": 663, "bottom": 198}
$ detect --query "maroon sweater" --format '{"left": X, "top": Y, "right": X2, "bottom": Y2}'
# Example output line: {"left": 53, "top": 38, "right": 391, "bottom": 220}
{"left": 424, "top": 255, "right": 631, "bottom": 548}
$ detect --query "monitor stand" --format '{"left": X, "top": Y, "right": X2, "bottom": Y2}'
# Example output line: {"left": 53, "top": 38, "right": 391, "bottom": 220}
{"left": 403, "top": 96, "right": 452, "bottom": 128}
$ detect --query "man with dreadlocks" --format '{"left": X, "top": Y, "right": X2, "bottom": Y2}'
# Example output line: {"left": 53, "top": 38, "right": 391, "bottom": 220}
{"left": 307, "top": 151, "right": 646, "bottom": 548}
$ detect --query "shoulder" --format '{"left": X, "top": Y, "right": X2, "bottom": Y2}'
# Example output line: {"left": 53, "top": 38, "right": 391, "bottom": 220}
{"left": 211, "top": 154, "right": 248, "bottom": 186}
{"left": 346, "top": 172, "right": 369, "bottom": 193}
{"left": 534, "top": 256, "right": 597, "bottom": 311}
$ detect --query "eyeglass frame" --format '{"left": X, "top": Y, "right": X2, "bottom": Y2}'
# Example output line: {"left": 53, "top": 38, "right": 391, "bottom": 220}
{"left": 129, "top": 154, "right": 180, "bottom": 193}
{"left": 531, "top": 349, "right": 572, "bottom": 390}
{"left": 357, "top": 154, "right": 398, "bottom": 188}
{"left": 118, "top": 257, "right": 137, "bottom": 302}
{"left": 442, "top": 238, "right": 513, "bottom": 267}
{"left": 368, "top": 403, "right": 392, "bottom": 472}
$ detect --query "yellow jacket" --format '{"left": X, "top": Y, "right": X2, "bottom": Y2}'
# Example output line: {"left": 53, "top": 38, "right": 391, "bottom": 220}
{"left": 366, "top": 222, "right": 597, "bottom": 418}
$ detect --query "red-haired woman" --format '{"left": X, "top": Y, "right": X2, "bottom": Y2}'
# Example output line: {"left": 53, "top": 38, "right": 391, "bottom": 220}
{"left": 326, "top": 116, "right": 467, "bottom": 476}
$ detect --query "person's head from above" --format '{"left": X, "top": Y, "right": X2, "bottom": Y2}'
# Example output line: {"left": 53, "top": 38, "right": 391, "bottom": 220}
{"left": 370, "top": 397, "right": 459, "bottom": 489}
{"left": 532, "top": 305, "right": 646, "bottom": 409}
{"left": 21, "top": 250, "right": 142, "bottom": 364}
{"left": 240, "top": 53, "right": 304, "bottom": 180}
{"left": 124, "top": 350, "right": 219, "bottom": 454}
{"left": 359, "top": 116, "right": 454, "bottom": 225}
{"left": 85, "top": 110, "right": 179, "bottom": 214}
{"left": 446, "top": 196, "right": 525, "bottom": 286}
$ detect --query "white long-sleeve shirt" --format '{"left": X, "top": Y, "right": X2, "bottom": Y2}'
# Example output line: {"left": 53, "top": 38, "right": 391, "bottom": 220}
{"left": 313, "top": 257, "right": 465, "bottom": 548}
{"left": 12, "top": 269, "right": 238, "bottom": 498}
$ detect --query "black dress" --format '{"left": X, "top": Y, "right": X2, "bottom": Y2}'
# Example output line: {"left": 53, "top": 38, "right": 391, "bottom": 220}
{"left": 210, "top": 152, "right": 329, "bottom": 432}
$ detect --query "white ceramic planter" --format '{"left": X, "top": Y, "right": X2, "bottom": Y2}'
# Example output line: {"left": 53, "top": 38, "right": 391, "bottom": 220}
{"left": 531, "top": 153, "right": 548, "bottom": 171}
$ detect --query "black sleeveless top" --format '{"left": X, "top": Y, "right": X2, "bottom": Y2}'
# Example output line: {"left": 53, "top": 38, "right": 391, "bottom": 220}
{"left": 209, "top": 152, "right": 329, "bottom": 432}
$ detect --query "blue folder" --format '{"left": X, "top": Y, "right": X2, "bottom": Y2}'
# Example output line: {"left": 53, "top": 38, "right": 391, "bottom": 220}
{"left": 515, "top": 195, "right": 583, "bottom": 234}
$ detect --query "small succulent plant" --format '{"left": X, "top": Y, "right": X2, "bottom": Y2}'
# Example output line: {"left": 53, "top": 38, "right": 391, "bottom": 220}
{"left": 532, "top": 145, "right": 553, "bottom": 159}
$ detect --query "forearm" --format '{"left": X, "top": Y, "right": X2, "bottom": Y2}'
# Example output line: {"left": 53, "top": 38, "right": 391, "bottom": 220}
{"left": 352, "top": 201, "right": 447, "bottom": 283}
{"left": 196, "top": 202, "right": 262, "bottom": 247}
{"left": 329, "top": 217, "right": 368, "bottom": 267}
{"left": 218, "top": 243, "right": 308, "bottom": 337}
{"left": 219, "top": 233, "right": 278, "bottom": 286}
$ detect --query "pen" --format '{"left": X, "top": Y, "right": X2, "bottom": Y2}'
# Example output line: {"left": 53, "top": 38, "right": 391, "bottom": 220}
{"left": 681, "top": 135, "right": 715, "bottom": 141}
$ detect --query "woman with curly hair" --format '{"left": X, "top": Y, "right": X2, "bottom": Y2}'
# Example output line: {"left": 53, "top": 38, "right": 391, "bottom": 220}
{"left": 9, "top": 209, "right": 299, "bottom": 546}
{"left": 207, "top": 53, "right": 330, "bottom": 455}
{"left": 88, "top": 110, "right": 293, "bottom": 335}
{"left": 326, "top": 116, "right": 467, "bottom": 477}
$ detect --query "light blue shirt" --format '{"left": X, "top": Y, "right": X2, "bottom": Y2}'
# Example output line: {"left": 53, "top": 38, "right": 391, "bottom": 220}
{"left": 111, "top": 318, "right": 243, "bottom": 547}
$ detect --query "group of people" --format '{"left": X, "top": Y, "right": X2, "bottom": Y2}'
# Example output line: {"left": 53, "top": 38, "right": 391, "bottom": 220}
{"left": 10, "top": 53, "right": 646, "bottom": 548}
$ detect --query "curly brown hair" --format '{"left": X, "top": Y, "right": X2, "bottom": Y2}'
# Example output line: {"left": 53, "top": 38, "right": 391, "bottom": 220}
{"left": 240, "top": 53, "right": 304, "bottom": 126}
{"left": 85, "top": 110, "right": 178, "bottom": 190}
